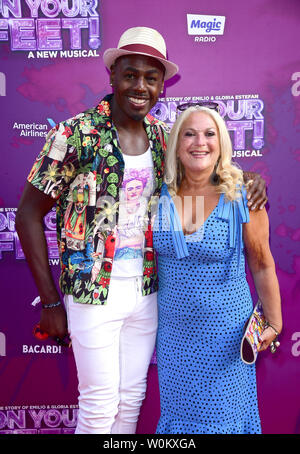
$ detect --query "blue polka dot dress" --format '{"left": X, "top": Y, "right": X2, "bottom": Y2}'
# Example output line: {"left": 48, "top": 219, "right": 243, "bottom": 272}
{"left": 153, "top": 183, "right": 261, "bottom": 434}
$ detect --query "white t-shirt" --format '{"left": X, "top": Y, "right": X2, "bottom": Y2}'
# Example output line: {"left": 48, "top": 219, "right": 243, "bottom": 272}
{"left": 111, "top": 147, "right": 154, "bottom": 277}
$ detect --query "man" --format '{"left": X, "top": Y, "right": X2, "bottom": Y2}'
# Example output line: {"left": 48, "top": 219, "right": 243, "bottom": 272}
{"left": 16, "top": 27, "right": 266, "bottom": 434}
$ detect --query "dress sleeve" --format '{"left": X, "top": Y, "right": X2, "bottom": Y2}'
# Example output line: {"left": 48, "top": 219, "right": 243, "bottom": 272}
{"left": 216, "top": 188, "right": 249, "bottom": 268}
{"left": 159, "top": 183, "right": 189, "bottom": 259}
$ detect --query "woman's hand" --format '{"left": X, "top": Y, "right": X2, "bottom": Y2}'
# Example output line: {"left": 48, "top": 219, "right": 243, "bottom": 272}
{"left": 259, "top": 326, "right": 280, "bottom": 352}
{"left": 243, "top": 171, "right": 267, "bottom": 210}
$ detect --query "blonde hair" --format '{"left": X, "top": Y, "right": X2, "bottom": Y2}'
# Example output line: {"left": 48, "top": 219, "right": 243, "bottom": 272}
{"left": 164, "top": 106, "right": 244, "bottom": 201}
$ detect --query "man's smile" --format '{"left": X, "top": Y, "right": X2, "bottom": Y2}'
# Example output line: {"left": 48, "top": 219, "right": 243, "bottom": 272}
{"left": 127, "top": 96, "right": 149, "bottom": 106}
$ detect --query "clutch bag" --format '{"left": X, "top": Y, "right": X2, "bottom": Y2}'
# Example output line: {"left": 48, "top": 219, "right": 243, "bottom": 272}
{"left": 240, "top": 300, "right": 266, "bottom": 365}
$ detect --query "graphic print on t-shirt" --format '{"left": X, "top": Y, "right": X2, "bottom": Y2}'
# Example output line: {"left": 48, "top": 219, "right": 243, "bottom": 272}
{"left": 111, "top": 148, "right": 154, "bottom": 277}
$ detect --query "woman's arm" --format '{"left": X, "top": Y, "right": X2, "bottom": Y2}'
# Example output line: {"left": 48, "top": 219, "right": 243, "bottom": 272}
{"left": 243, "top": 208, "right": 282, "bottom": 351}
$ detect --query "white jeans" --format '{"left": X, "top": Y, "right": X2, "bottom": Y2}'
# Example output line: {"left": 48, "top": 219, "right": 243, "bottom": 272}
{"left": 65, "top": 276, "right": 158, "bottom": 434}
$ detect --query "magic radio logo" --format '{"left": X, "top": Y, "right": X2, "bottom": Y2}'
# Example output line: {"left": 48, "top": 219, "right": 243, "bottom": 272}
{"left": 187, "top": 14, "right": 226, "bottom": 42}
{"left": 0, "top": 0, "right": 101, "bottom": 59}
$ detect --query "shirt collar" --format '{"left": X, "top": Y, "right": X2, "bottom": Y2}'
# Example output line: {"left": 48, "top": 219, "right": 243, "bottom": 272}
{"left": 95, "top": 93, "right": 114, "bottom": 129}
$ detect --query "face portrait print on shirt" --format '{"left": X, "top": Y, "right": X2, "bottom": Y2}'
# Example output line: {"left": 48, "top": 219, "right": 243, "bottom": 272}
{"left": 115, "top": 167, "right": 153, "bottom": 260}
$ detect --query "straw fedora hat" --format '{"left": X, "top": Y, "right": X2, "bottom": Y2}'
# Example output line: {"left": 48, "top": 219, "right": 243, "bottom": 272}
{"left": 103, "top": 27, "right": 179, "bottom": 80}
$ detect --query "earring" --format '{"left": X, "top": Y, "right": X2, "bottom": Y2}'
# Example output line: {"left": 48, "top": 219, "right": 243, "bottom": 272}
{"left": 210, "top": 160, "right": 220, "bottom": 186}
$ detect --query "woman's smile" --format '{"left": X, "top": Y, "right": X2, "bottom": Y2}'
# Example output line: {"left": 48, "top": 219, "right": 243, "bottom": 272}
{"left": 177, "top": 111, "right": 220, "bottom": 174}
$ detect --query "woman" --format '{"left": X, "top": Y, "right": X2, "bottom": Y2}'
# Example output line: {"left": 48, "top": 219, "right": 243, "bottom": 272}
{"left": 153, "top": 105, "right": 282, "bottom": 434}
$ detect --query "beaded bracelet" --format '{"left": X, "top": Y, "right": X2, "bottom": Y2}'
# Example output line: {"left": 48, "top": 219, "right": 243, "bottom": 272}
{"left": 42, "top": 301, "right": 61, "bottom": 309}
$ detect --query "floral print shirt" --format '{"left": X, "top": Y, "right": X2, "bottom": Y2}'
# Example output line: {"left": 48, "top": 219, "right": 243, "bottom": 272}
{"left": 28, "top": 94, "right": 169, "bottom": 304}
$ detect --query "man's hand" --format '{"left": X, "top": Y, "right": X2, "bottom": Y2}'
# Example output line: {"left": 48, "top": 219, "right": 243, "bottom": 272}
{"left": 40, "top": 303, "right": 68, "bottom": 341}
{"left": 243, "top": 171, "right": 267, "bottom": 211}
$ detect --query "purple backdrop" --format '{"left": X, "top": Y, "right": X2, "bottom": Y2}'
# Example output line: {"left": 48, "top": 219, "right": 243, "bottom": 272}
{"left": 0, "top": 0, "right": 300, "bottom": 434}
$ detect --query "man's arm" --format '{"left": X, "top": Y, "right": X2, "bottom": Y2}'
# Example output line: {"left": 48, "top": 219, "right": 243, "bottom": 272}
{"left": 16, "top": 182, "right": 68, "bottom": 340}
{"left": 243, "top": 171, "right": 267, "bottom": 211}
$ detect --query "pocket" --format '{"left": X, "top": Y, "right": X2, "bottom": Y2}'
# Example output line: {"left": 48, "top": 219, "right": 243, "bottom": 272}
{"left": 64, "top": 294, "right": 73, "bottom": 334}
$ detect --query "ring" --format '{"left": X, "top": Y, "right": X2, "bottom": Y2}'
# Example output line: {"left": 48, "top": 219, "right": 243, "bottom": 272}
{"left": 55, "top": 337, "right": 64, "bottom": 345}
{"left": 270, "top": 340, "right": 280, "bottom": 354}
{"left": 54, "top": 336, "right": 72, "bottom": 348}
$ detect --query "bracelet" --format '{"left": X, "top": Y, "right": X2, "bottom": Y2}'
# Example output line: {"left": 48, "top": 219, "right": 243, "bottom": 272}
{"left": 265, "top": 322, "right": 280, "bottom": 354}
{"left": 42, "top": 301, "right": 61, "bottom": 309}
{"left": 265, "top": 321, "right": 279, "bottom": 336}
